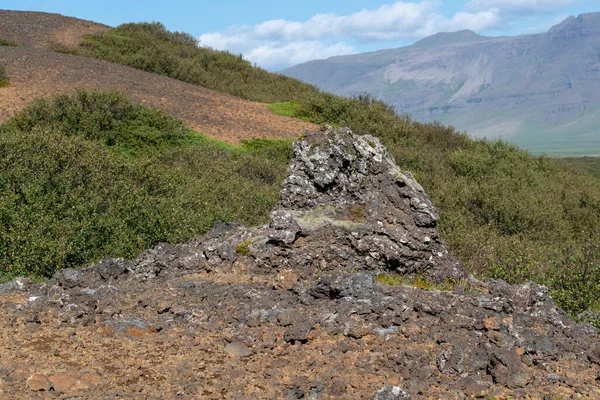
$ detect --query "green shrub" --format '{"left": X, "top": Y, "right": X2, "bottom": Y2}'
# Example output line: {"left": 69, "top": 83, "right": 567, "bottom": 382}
{"left": 74, "top": 22, "right": 321, "bottom": 103}
{"left": 0, "top": 37, "right": 18, "bottom": 47}
{"left": 9, "top": 89, "right": 188, "bottom": 155}
{"left": 0, "top": 64, "right": 7, "bottom": 87}
{"left": 0, "top": 90, "right": 290, "bottom": 279}
{"left": 235, "top": 239, "right": 255, "bottom": 256}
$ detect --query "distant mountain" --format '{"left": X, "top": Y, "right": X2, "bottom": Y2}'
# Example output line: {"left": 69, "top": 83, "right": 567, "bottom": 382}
{"left": 282, "top": 13, "right": 600, "bottom": 155}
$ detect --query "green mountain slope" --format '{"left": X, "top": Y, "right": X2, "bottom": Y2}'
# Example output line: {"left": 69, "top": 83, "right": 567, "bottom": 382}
{"left": 75, "top": 22, "right": 321, "bottom": 103}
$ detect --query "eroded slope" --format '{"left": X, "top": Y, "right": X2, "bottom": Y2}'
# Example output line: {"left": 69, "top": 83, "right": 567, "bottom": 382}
{"left": 0, "top": 46, "right": 315, "bottom": 143}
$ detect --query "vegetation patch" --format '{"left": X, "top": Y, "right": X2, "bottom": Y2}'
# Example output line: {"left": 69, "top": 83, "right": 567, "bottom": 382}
{"left": 0, "top": 37, "right": 18, "bottom": 47}
{"left": 0, "top": 64, "right": 7, "bottom": 88}
{"left": 75, "top": 22, "right": 321, "bottom": 103}
{"left": 235, "top": 239, "right": 255, "bottom": 256}
{"left": 0, "top": 90, "right": 291, "bottom": 279}
{"left": 375, "top": 273, "right": 456, "bottom": 291}
{"left": 348, "top": 204, "right": 365, "bottom": 222}
{"left": 560, "top": 156, "right": 600, "bottom": 179}
{"left": 267, "top": 102, "right": 312, "bottom": 122}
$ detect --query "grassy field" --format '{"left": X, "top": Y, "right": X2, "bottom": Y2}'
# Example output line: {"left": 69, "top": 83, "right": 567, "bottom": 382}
{"left": 5, "top": 21, "right": 600, "bottom": 326}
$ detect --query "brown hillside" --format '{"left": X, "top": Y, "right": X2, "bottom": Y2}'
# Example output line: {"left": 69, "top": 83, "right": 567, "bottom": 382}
{"left": 0, "top": 11, "right": 316, "bottom": 143}
{"left": 0, "top": 46, "right": 316, "bottom": 143}
{"left": 0, "top": 10, "right": 109, "bottom": 49}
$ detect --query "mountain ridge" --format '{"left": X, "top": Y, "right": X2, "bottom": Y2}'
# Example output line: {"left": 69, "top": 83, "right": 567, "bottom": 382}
{"left": 282, "top": 12, "right": 600, "bottom": 155}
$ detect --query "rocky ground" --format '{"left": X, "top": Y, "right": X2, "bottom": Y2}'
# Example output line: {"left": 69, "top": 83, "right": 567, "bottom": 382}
{"left": 0, "top": 10, "right": 109, "bottom": 49}
{"left": 1, "top": 129, "right": 599, "bottom": 399}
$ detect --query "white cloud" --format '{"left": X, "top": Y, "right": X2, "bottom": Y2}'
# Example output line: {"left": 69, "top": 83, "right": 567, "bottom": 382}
{"left": 246, "top": 41, "right": 356, "bottom": 69}
{"left": 414, "top": 10, "right": 502, "bottom": 37}
{"left": 198, "top": 1, "right": 503, "bottom": 70}
{"left": 467, "top": 0, "right": 583, "bottom": 14}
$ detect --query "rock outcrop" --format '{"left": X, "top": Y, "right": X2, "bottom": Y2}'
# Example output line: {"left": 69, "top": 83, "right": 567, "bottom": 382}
{"left": 0, "top": 128, "right": 599, "bottom": 399}
{"left": 269, "top": 127, "right": 462, "bottom": 281}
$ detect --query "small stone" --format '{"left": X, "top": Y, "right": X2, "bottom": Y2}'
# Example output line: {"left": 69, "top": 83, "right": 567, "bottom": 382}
{"left": 125, "top": 327, "right": 158, "bottom": 338}
{"left": 284, "top": 323, "right": 312, "bottom": 344}
{"left": 49, "top": 372, "right": 78, "bottom": 394}
{"left": 275, "top": 270, "right": 298, "bottom": 290}
{"left": 286, "top": 387, "right": 305, "bottom": 399}
{"left": 70, "top": 379, "right": 92, "bottom": 391}
{"left": 81, "top": 372, "right": 102, "bottom": 386}
{"left": 96, "top": 324, "right": 113, "bottom": 336}
{"left": 157, "top": 302, "right": 171, "bottom": 314}
{"left": 27, "top": 374, "right": 52, "bottom": 391}
{"left": 171, "top": 306, "right": 187, "bottom": 316}
{"left": 224, "top": 342, "right": 253, "bottom": 358}
{"left": 587, "top": 344, "right": 600, "bottom": 365}
{"left": 483, "top": 317, "right": 500, "bottom": 331}
{"left": 277, "top": 310, "right": 298, "bottom": 327}
{"left": 373, "top": 385, "right": 412, "bottom": 399}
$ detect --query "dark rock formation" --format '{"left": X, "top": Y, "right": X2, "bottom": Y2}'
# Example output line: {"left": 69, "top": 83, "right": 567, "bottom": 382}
{"left": 269, "top": 127, "right": 462, "bottom": 281}
{"left": 1, "top": 127, "right": 599, "bottom": 398}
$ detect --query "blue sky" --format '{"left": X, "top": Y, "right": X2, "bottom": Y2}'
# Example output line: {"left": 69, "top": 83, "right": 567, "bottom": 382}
{"left": 3, "top": 1, "right": 599, "bottom": 70}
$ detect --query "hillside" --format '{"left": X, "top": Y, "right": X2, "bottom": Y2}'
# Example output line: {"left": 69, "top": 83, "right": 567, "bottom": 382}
{"left": 282, "top": 13, "right": 600, "bottom": 156}
{"left": 0, "top": 9, "right": 108, "bottom": 49}
{"left": 2, "top": 10, "right": 600, "bottom": 335}
{"left": 0, "top": 46, "right": 314, "bottom": 143}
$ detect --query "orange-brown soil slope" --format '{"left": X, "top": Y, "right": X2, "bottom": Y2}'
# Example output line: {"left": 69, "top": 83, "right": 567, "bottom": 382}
{"left": 0, "top": 46, "right": 316, "bottom": 143}
{"left": 0, "top": 10, "right": 316, "bottom": 143}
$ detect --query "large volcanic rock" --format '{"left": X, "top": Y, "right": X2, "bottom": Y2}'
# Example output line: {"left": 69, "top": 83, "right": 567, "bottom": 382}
{"left": 267, "top": 127, "right": 462, "bottom": 281}
{"left": 171, "top": 126, "right": 463, "bottom": 284}
{"left": 1, "top": 127, "right": 600, "bottom": 398}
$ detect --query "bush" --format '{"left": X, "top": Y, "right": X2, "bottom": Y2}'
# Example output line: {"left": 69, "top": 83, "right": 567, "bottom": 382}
{"left": 10, "top": 89, "right": 188, "bottom": 154}
{"left": 0, "top": 37, "right": 18, "bottom": 47}
{"left": 0, "top": 90, "right": 291, "bottom": 278}
{"left": 0, "top": 64, "right": 7, "bottom": 87}
{"left": 74, "top": 22, "right": 321, "bottom": 103}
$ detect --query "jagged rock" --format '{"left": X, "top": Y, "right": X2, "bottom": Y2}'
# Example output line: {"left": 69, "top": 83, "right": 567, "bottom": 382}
{"left": 268, "top": 128, "right": 463, "bottom": 281}
{"left": 0, "top": 277, "right": 32, "bottom": 292}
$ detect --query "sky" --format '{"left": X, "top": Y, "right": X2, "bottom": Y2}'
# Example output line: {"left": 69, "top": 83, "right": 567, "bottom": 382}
{"left": 3, "top": 1, "right": 599, "bottom": 70}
